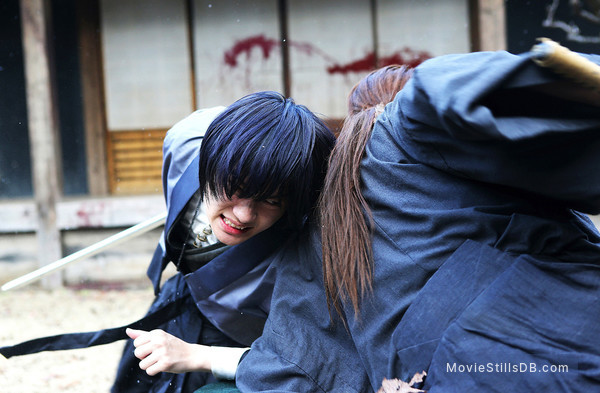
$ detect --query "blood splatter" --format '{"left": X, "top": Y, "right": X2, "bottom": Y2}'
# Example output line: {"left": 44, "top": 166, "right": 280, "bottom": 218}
{"left": 223, "top": 34, "right": 432, "bottom": 76}
{"left": 379, "top": 47, "right": 432, "bottom": 69}
{"left": 327, "top": 48, "right": 432, "bottom": 75}
{"left": 288, "top": 41, "right": 337, "bottom": 64}
{"left": 326, "top": 52, "right": 377, "bottom": 75}
{"left": 224, "top": 35, "right": 280, "bottom": 67}
{"left": 223, "top": 34, "right": 337, "bottom": 67}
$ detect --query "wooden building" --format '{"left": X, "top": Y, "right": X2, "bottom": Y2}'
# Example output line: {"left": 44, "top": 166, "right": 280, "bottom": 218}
{"left": 2, "top": 0, "right": 598, "bottom": 285}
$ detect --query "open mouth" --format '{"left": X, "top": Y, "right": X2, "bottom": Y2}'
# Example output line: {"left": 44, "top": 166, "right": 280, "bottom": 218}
{"left": 222, "top": 215, "right": 249, "bottom": 231}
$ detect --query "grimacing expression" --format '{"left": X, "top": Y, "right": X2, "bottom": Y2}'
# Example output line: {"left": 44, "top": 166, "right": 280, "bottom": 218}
{"left": 204, "top": 193, "right": 286, "bottom": 245}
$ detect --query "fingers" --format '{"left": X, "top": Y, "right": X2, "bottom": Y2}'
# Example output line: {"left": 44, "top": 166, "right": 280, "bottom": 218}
{"left": 130, "top": 329, "right": 160, "bottom": 360}
{"left": 134, "top": 340, "right": 155, "bottom": 360}
{"left": 127, "top": 329, "right": 175, "bottom": 376}
{"left": 139, "top": 353, "right": 162, "bottom": 376}
{"left": 125, "top": 327, "right": 144, "bottom": 340}
{"left": 127, "top": 328, "right": 154, "bottom": 360}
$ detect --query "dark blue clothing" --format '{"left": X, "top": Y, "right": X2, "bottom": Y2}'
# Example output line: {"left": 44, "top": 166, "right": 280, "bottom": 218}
{"left": 113, "top": 108, "right": 281, "bottom": 393}
{"left": 112, "top": 274, "right": 243, "bottom": 393}
{"left": 237, "top": 50, "right": 600, "bottom": 392}
{"left": 237, "top": 228, "right": 373, "bottom": 393}
{"left": 0, "top": 108, "right": 280, "bottom": 393}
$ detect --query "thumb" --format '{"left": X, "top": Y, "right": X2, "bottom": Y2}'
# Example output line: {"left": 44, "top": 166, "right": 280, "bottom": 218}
{"left": 126, "top": 327, "right": 145, "bottom": 339}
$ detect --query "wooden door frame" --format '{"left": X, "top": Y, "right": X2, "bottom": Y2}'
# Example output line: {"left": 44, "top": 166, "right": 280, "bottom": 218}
{"left": 76, "top": 0, "right": 109, "bottom": 196}
{"left": 469, "top": 0, "right": 507, "bottom": 52}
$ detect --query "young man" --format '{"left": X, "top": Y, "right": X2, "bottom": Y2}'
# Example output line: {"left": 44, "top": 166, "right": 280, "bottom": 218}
{"left": 111, "top": 91, "right": 335, "bottom": 392}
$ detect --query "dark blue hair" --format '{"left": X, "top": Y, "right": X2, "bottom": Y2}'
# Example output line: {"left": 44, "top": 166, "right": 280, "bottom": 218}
{"left": 198, "top": 91, "right": 335, "bottom": 229}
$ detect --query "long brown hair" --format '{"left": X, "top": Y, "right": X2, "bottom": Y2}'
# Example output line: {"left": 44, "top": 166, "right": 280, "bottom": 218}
{"left": 320, "top": 65, "right": 413, "bottom": 317}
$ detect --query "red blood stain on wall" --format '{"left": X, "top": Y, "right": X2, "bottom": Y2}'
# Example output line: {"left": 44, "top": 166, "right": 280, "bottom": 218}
{"left": 224, "top": 34, "right": 337, "bottom": 67}
{"left": 288, "top": 41, "right": 337, "bottom": 64}
{"left": 326, "top": 48, "right": 431, "bottom": 74}
{"left": 326, "top": 52, "right": 377, "bottom": 75}
{"left": 75, "top": 202, "right": 106, "bottom": 227}
{"left": 223, "top": 34, "right": 431, "bottom": 74}
{"left": 224, "top": 35, "right": 279, "bottom": 67}
{"left": 380, "top": 48, "right": 431, "bottom": 69}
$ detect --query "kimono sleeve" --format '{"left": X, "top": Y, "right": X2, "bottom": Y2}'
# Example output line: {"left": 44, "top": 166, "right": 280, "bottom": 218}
{"left": 147, "top": 106, "right": 225, "bottom": 288}
{"left": 161, "top": 106, "right": 225, "bottom": 208}
{"left": 385, "top": 50, "right": 600, "bottom": 213}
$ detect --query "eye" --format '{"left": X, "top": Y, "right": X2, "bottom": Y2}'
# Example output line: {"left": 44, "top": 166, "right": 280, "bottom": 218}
{"left": 263, "top": 198, "right": 282, "bottom": 207}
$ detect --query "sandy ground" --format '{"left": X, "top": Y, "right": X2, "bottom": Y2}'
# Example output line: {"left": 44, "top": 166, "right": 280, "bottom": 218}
{"left": 0, "top": 286, "right": 156, "bottom": 393}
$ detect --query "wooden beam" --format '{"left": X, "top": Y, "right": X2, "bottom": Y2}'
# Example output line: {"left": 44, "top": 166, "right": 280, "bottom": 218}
{"left": 278, "top": 0, "right": 291, "bottom": 97}
{"left": 469, "top": 0, "right": 507, "bottom": 52}
{"left": 76, "top": 0, "right": 109, "bottom": 196}
{"left": 185, "top": 0, "right": 198, "bottom": 111}
{"left": 479, "top": 0, "right": 506, "bottom": 51}
{"left": 0, "top": 195, "right": 164, "bottom": 232}
{"left": 371, "top": 0, "right": 379, "bottom": 67}
{"left": 19, "top": 0, "right": 63, "bottom": 288}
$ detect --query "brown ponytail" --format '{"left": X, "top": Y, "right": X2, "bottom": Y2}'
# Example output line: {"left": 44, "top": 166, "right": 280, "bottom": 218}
{"left": 319, "top": 65, "right": 413, "bottom": 317}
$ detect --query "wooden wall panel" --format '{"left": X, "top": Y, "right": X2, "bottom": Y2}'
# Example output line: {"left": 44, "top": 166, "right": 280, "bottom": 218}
{"left": 107, "top": 129, "right": 166, "bottom": 194}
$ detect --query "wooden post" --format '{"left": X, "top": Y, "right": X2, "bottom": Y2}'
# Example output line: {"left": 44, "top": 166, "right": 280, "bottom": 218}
{"left": 76, "top": 0, "right": 109, "bottom": 196}
{"left": 19, "top": 0, "right": 63, "bottom": 288}
{"left": 277, "top": 0, "right": 291, "bottom": 97}
{"left": 470, "top": 0, "right": 507, "bottom": 52}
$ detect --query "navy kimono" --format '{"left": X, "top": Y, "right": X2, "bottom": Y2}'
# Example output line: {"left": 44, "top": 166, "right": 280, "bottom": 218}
{"left": 237, "top": 50, "right": 600, "bottom": 392}
{"left": 113, "top": 107, "right": 285, "bottom": 393}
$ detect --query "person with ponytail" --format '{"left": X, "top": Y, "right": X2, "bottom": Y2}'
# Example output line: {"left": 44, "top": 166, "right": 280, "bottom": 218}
{"left": 319, "top": 50, "right": 600, "bottom": 391}
{"left": 236, "top": 66, "right": 414, "bottom": 393}
{"left": 237, "top": 47, "right": 600, "bottom": 392}
{"left": 320, "top": 65, "right": 413, "bottom": 319}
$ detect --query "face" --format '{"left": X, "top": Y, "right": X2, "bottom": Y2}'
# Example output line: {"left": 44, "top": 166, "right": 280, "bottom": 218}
{"left": 204, "top": 193, "right": 286, "bottom": 245}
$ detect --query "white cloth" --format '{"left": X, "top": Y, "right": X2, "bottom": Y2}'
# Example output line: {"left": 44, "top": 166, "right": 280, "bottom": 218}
{"left": 210, "top": 346, "right": 250, "bottom": 380}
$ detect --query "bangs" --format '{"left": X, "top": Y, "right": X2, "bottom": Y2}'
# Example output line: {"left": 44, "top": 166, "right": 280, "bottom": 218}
{"left": 197, "top": 91, "right": 332, "bottom": 228}
{"left": 207, "top": 130, "right": 305, "bottom": 203}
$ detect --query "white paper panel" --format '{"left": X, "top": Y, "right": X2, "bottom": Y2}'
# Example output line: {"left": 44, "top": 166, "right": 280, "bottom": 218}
{"left": 288, "top": 0, "right": 373, "bottom": 119}
{"left": 377, "top": 0, "right": 471, "bottom": 57}
{"left": 193, "top": 0, "right": 282, "bottom": 108}
{"left": 100, "top": 0, "right": 193, "bottom": 130}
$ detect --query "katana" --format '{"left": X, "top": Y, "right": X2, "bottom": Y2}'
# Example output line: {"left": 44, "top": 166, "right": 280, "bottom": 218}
{"left": 1, "top": 211, "right": 167, "bottom": 291}
{"left": 532, "top": 37, "right": 600, "bottom": 92}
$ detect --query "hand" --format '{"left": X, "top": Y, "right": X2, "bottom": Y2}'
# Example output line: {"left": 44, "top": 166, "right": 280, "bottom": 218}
{"left": 126, "top": 328, "right": 212, "bottom": 376}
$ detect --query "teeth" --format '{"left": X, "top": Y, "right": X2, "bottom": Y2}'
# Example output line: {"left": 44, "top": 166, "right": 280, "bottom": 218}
{"left": 223, "top": 217, "right": 246, "bottom": 230}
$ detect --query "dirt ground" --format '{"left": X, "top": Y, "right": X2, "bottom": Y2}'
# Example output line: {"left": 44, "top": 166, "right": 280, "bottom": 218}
{"left": 0, "top": 286, "right": 156, "bottom": 393}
